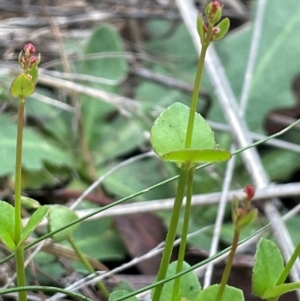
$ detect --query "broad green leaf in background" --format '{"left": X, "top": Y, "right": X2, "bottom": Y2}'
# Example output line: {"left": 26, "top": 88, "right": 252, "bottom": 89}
{"left": 0, "top": 115, "right": 72, "bottom": 176}
{"left": 210, "top": 0, "right": 300, "bottom": 133}
{"left": 146, "top": 21, "right": 198, "bottom": 78}
{"left": 79, "top": 24, "right": 129, "bottom": 150}
{"left": 102, "top": 158, "right": 176, "bottom": 201}
{"left": 152, "top": 261, "right": 201, "bottom": 301}
{"left": 196, "top": 284, "right": 244, "bottom": 301}
{"left": 151, "top": 102, "right": 215, "bottom": 157}
{"left": 109, "top": 290, "right": 138, "bottom": 301}
{"left": 94, "top": 115, "right": 145, "bottom": 165}
{"left": 31, "top": 252, "right": 65, "bottom": 285}
{"left": 252, "top": 238, "right": 284, "bottom": 298}
{"left": 0, "top": 201, "right": 15, "bottom": 250}
{"left": 70, "top": 202, "right": 126, "bottom": 262}
{"left": 48, "top": 205, "right": 80, "bottom": 242}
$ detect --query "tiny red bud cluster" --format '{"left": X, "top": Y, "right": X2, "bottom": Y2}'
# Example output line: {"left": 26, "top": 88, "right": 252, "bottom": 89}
{"left": 212, "top": 1, "right": 221, "bottom": 12}
{"left": 243, "top": 185, "right": 256, "bottom": 202}
{"left": 24, "top": 43, "right": 35, "bottom": 56}
{"left": 19, "top": 43, "right": 40, "bottom": 72}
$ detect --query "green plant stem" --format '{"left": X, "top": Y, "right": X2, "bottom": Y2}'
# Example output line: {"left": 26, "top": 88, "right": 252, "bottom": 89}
{"left": 184, "top": 28, "right": 212, "bottom": 149}
{"left": 14, "top": 98, "right": 27, "bottom": 301}
{"left": 67, "top": 236, "right": 110, "bottom": 299}
{"left": 215, "top": 229, "right": 240, "bottom": 301}
{"left": 267, "top": 242, "right": 300, "bottom": 301}
{"left": 152, "top": 166, "right": 189, "bottom": 301}
{"left": 171, "top": 167, "right": 195, "bottom": 301}
{"left": 0, "top": 285, "right": 94, "bottom": 301}
{"left": 277, "top": 242, "right": 300, "bottom": 286}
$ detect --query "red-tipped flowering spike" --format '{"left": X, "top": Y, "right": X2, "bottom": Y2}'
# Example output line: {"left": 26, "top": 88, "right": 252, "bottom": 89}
{"left": 24, "top": 43, "right": 35, "bottom": 57}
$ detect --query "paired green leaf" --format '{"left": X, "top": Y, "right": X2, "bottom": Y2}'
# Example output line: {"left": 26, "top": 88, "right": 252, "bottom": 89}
{"left": 151, "top": 102, "right": 230, "bottom": 165}
{"left": 262, "top": 282, "right": 300, "bottom": 299}
{"left": 162, "top": 149, "right": 231, "bottom": 164}
{"left": 196, "top": 284, "right": 244, "bottom": 301}
{"left": 20, "top": 205, "right": 49, "bottom": 246}
{"left": 153, "top": 261, "right": 201, "bottom": 301}
{"left": 0, "top": 201, "right": 15, "bottom": 250}
{"left": 151, "top": 102, "right": 215, "bottom": 156}
{"left": 235, "top": 208, "right": 258, "bottom": 231}
{"left": 48, "top": 205, "right": 80, "bottom": 242}
{"left": 252, "top": 238, "right": 284, "bottom": 297}
{"left": 10, "top": 73, "right": 35, "bottom": 98}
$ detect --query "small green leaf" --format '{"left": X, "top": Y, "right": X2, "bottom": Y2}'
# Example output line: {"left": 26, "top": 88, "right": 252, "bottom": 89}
{"left": 0, "top": 201, "right": 16, "bottom": 250}
{"left": 48, "top": 205, "right": 80, "bottom": 242}
{"left": 10, "top": 73, "right": 35, "bottom": 98}
{"left": 214, "top": 18, "right": 230, "bottom": 41}
{"left": 151, "top": 102, "right": 215, "bottom": 158}
{"left": 162, "top": 149, "right": 231, "bottom": 164}
{"left": 262, "top": 282, "right": 300, "bottom": 299}
{"left": 153, "top": 261, "right": 201, "bottom": 301}
{"left": 20, "top": 205, "right": 49, "bottom": 246}
{"left": 109, "top": 290, "right": 138, "bottom": 301}
{"left": 197, "top": 14, "right": 205, "bottom": 43}
{"left": 252, "top": 238, "right": 284, "bottom": 297}
{"left": 27, "top": 64, "right": 39, "bottom": 85}
{"left": 196, "top": 284, "right": 244, "bottom": 301}
{"left": 235, "top": 208, "right": 258, "bottom": 230}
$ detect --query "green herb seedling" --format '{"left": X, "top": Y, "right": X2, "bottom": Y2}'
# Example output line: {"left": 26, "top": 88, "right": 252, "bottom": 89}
{"left": 48, "top": 205, "right": 110, "bottom": 298}
{"left": 149, "top": 2, "right": 230, "bottom": 301}
{"left": 0, "top": 43, "right": 49, "bottom": 301}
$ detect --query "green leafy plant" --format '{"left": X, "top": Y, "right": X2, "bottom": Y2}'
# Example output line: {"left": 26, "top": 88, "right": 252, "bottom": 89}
{"left": 1, "top": 2, "right": 300, "bottom": 301}
{"left": 0, "top": 43, "right": 49, "bottom": 301}
{"left": 149, "top": 2, "right": 231, "bottom": 301}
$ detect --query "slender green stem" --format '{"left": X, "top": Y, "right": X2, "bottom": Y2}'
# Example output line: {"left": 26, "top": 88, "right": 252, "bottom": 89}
{"left": 171, "top": 167, "right": 195, "bottom": 301}
{"left": 67, "top": 236, "right": 110, "bottom": 299}
{"left": 215, "top": 230, "right": 240, "bottom": 301}
{"left": 0, "top": 286, "right": 94, "bottom": 301}
{"left": 152, "top": 166, "right": 189, "bottom": 301}
{"left": 276, "top": 242, "right": 300, "bottom": 286}
{"left": 267, "top": 242, "right": 300, "bottom": 301}
{"left": 14, "top": 98, "right": 27, "bottom": 301}
{"left": 184, "top": 45, "right": 208, "bottom": 149}
{"left": 15, "top": 98, "right": 25, "bottom": 242}
{"left": 184, "top": 27, "right": 213, "bottom": 149}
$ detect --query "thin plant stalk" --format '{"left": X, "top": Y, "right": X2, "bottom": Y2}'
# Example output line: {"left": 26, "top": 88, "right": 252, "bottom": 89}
{"left": 171, "top": 167, "right": 195, "bottom": 301}
{"left": 67, "top": 236, "right": 110, "bottom": 299}
{"left": 214, "top": 229, "right": 240, "bottom": 301}
{"left": 185, "top": 27, "right": 213, "bottom": 149}
{"left": 151, "top": 166, "right": 189, "bottom": 301}
{"left": 14, "top": 97, "right": 27, "bottom": 301}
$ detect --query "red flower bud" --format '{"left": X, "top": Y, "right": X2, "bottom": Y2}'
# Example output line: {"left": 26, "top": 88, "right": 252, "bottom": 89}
{"left": 24, "top": 43, "right": 35, "bottom": 55}
{"left": 212, "top": 1, "right": 221, "bottom": 12}
{"left": 243, "top": 185, "right": 256, "bottom": 201}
